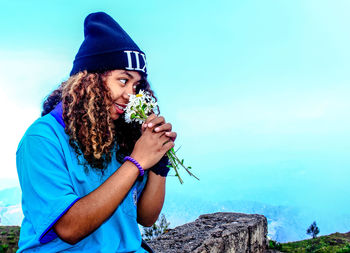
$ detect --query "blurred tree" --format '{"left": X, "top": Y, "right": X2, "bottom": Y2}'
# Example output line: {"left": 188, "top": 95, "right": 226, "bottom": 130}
{"left": 142, "top": 214, "right": 170, "bottom": 241}
{"left": 306, "top": 221, "right": 320, "bottom": 239}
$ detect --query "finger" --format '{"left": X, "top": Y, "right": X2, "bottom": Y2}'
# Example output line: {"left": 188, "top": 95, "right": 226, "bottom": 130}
{"left": 142, "top": 123, "right": 147, "bottom": 132}
{"left": 165, "top": 131, "right": 177, "bottom": 141}
{"left": 147, "top": 116, "right": 165, "bottom": 129}
{"left": 159, "top": 132, "right": 171, "bottom": 143}
{"left": 161, "top": 140, "right": 175, "bottom": 153}
{"left": 144, "top": 114, "right": 157, "bottom": 126}
{"left": 154, "top": 123, "right": 172, "bottom": 133}
{"left": 153, "top": 130, "right": 176, "bottom": 143}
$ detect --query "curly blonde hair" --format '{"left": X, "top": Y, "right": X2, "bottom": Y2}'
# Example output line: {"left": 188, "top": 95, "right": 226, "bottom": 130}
{"left": 42, "top": 71, "right": 158, "bottom": 173}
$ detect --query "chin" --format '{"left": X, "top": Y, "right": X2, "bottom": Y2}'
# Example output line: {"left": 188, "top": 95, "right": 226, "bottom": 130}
{"left": 111, "top": 114, "right": 120, "bottom": 120}
{"left": 110, "top": 109, "right": 120, "bottom": 120}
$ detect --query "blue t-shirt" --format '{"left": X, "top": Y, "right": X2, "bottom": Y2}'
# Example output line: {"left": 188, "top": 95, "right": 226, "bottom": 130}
{"left": 16, "top": 114, "right": 149, "bottom": 252}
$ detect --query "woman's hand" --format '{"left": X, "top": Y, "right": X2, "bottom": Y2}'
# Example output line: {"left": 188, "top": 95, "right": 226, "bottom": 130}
{"left": 131, "top": 114, "right": 176, "bottom": 170}
{"left": 141, "top": 114, "right": 177, "bottom": 142}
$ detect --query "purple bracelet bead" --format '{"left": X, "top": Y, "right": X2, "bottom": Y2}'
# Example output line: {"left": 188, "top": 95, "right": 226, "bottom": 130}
{"left": 124, "top": 156, "right": 144, "bottom": 176}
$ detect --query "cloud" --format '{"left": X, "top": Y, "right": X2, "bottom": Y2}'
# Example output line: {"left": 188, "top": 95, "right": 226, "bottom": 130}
{"left": 174, "top": 86, "right": 350, "bottom": 138}
{"left": 0, "top": 50, "right": 70, "bottom": 179}
{"left": 0, "top": 89, "right": 39, "bottom": 178}
{"left": 0, "top": 50, "right": 71, "bottom": 105}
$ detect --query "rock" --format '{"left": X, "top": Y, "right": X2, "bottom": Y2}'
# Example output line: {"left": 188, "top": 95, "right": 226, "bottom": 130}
{"left": 148, "top": 212, "right": 268, "bottom": 253}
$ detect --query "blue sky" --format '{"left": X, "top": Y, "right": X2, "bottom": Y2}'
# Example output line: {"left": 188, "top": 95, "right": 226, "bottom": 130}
{"left": 1, "top": 0, "right": 350, "bottom": 235}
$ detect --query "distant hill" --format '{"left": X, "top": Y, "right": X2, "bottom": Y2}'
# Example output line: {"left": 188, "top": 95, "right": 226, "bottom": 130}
{"left": 0, "top": 179, "right": 19, "bottom": 192}
{"left": 162, "top": 194, "right": 350, "bottom": 243}
{"left": 269, "top": 231, "right": 350, "bottom": 252}
{"left": 0, "top": 205, "right": 22, "bottom": 226}
{"left": 0, "top": 187, "right": 23, "bottom": 226}
{"left": 0, "top": 188, "right": 21, "bottom": 207}
{"left": 162, "top": 196, "right": 305, "bottom": 242}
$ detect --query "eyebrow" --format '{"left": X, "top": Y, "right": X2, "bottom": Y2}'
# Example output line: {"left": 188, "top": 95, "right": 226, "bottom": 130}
{"left": 121, "top": 71, "right": 141, "bottom": 83}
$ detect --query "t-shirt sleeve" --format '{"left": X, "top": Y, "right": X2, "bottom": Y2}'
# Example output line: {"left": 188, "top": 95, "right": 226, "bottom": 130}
{"left": 16, "top": 135, "right": 80, "bottom": 244}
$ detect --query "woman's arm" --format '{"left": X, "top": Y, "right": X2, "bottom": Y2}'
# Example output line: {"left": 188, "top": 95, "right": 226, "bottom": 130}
{"left": 135, "top": 115, "right": 176, "bottom": 227}
{"left": 53, "top": 161, "right": 140, "bottom": 245}
{"left": 137, "top": 171, "right": 166, "bottom": 227}
{"left": 53, "top": 121, "right": 174, "bottom": 245}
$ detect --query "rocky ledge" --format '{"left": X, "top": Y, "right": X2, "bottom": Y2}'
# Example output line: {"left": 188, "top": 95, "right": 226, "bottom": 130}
{"left": 148, "top": 212, "right": 268, "bottom": 253}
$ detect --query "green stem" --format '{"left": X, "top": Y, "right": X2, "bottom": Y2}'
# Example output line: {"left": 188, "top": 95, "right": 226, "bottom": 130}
{"left": 134, "top": 111, "right": 147, "bottom": 122}
{"left": 168, "top": 148, "right": 200, "bottom": 180}
{"left": 132, "top": 108, "right": 198, "bottom": 183}
{"left": 167, "top": 151, "right": 184, "bottom": 184}
{"left": 139, "top": 107, "right": 147, "bottom": 119}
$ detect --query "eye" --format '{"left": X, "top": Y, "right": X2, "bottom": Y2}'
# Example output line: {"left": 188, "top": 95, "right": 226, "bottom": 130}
{"left": 119, "top": 79, "right": 127, "bottom": 85}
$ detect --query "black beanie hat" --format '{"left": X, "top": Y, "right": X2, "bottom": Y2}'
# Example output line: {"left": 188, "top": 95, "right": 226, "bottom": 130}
{"left": 70, "top": 12, "right": 147, "bottom": 76}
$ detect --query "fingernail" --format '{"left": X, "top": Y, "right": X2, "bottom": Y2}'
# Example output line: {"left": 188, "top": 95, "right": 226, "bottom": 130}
{"left": 148, "top": 123, "right": 153, "bottom": 127}
{"left": 155, "top": 127, "right": 160, "bottom": 132}
{"left": 165, "top": 132, "right": 170, "bottom": 135}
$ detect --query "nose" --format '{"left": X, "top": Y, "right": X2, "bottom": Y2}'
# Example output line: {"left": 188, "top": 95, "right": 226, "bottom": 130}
{"left": 122, "top": 84, "right": 134, "bottom": 101}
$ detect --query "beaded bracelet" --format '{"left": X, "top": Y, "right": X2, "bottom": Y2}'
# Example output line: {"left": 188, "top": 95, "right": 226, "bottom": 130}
{"left": 124, "top": 156, "right": 144, "bottom": 176}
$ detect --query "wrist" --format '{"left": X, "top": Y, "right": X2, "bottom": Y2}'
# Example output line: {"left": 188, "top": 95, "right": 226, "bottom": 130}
{"left": 130, "top": 152, "right": 150, "bottom": 171}
{"left": 150, "top": 156, "right": 170, "bottom": 177}
{"left": 124, "top": 156, "right": 145, "bottom": 176}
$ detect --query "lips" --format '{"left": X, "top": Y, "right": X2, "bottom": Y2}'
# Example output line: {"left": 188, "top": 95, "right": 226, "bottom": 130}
{"left": 114, "top": 103, "right": 126, "bottom": 114}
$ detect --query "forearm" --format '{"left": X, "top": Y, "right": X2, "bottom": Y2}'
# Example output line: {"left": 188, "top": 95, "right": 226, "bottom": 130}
{"left": 137, "top": 171, "right": 166, "bottom": 227}
{"left": 53, "top": 161, "right": 140, "bottom": 244}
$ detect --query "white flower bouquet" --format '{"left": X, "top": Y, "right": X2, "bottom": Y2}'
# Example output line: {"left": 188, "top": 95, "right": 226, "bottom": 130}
{"left": 125, "top": 90, "right": 199, "bottom": 184}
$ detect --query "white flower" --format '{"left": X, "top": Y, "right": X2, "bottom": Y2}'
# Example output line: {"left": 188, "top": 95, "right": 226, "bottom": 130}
{"left": 123, "top": 89, "right": 198, "bottom": 184}
{"left": 124, "top": 90, "right": 158, "bottom": 124}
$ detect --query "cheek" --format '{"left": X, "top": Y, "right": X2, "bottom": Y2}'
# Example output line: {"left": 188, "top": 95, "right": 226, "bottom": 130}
{"left": 106, "top": 80, "right": 120, "bottom": 99}
{"left": 110, "top": 87, "right": 123, "bottom": 100}
{"left": 108, "top": 86, "right": 116, "bottom": 99}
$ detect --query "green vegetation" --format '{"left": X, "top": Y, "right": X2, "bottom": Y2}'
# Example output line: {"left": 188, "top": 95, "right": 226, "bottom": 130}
{"left": 0, "top": 244, "right": 9, "bottom": 253}
{"left": 142, "top": 213, "right": 170, "bottom": 241}
{"left": 269, "top": 239, "right": 282, "bottom": 250}
{"left": 0, "top": 226, "right": 20, "bottom": 253}
{"left": 268, "top": 232, "right": 350, "bottom": 252}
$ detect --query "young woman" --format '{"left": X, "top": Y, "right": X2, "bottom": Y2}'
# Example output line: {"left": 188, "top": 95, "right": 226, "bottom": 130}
{"left": 16, "top": 12, "right": 175, "bottom": 252}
